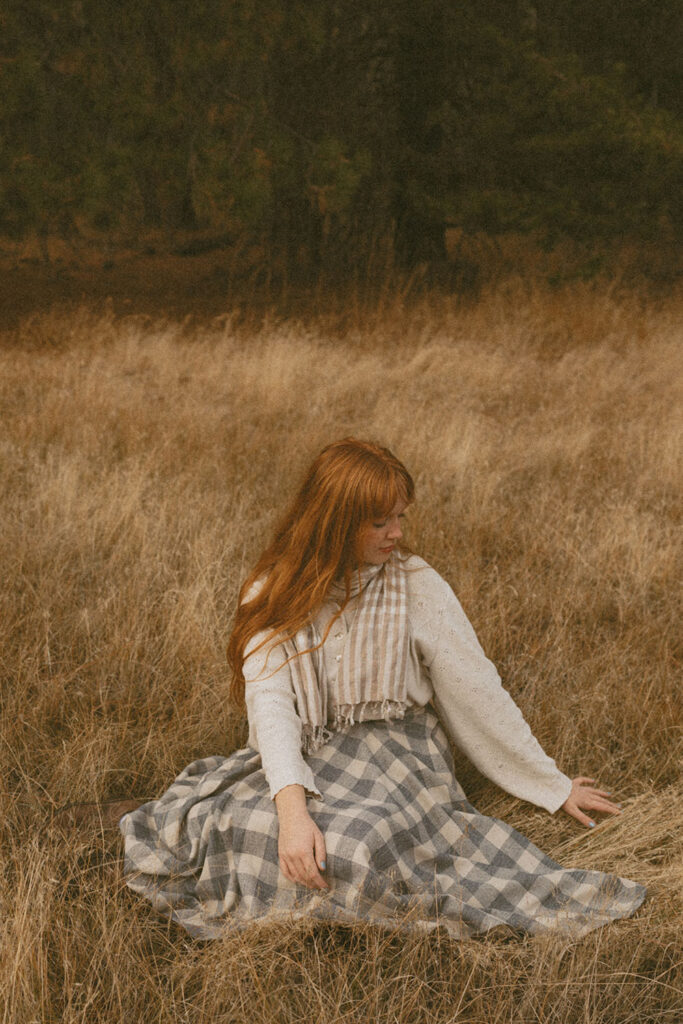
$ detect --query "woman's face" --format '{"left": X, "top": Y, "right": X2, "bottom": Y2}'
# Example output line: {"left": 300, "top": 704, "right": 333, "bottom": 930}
{"left": 357, "top": 500, "right": 407, "bottom": 565}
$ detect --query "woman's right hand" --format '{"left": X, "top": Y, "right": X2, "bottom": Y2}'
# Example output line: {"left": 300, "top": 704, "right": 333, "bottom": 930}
{"left": 274, "top": 784, "right": 329, "bottom": 890}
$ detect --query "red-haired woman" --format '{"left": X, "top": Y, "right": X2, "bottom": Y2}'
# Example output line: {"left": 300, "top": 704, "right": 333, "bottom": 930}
{"left": 120, "top": 438, "right": 645, "bottom": 939}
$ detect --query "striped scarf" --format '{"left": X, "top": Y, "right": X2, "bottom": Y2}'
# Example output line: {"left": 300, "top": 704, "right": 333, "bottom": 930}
{"left": 283, "top": 554, "right": 410, "bottom": 754}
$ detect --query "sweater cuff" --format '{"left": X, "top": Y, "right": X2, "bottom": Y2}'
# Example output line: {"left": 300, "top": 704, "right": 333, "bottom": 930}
{"left": 267, "top": 762, "right": 322, "bottom": 802}
{"left": 541, "top": 773, "right": 573, "bottom": 815}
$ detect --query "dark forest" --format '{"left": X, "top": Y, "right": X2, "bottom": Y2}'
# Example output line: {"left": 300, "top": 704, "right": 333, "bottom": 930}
{"left": 2, "top": 1, "right": 681, "bottom": 276}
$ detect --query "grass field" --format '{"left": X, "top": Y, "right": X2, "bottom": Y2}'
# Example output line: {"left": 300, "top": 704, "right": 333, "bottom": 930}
{"left": 0, "top": 279, "right": 681, "bottom": 1022}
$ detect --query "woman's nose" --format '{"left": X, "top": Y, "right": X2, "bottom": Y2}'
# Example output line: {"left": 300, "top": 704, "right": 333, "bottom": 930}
{"left": 387, "top": 518, "right": 402, "bottom": 540}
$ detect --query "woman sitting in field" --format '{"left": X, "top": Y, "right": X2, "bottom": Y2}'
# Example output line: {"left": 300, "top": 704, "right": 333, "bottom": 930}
{"left": 120, "top": 438, "right": 645, "bottom": 939}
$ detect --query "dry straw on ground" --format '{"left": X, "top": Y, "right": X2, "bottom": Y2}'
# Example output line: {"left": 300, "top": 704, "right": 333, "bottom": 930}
{"left": 0, "top": 280, "right": 681, "bottom": 1023}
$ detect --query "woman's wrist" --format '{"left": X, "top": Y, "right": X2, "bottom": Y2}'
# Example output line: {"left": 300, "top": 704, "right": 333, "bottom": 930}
{"left": 274, "top": 783, "right": 308, "bottom": 820}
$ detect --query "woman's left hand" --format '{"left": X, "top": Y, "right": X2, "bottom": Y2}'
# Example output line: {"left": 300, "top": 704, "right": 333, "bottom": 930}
{"left": 561, "top": 776, "right": 622, "bottom": 828}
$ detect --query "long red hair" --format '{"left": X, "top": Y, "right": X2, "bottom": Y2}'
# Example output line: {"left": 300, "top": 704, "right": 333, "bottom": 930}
{"left": 227, "top": 437, "right": 415, "bottom": 703}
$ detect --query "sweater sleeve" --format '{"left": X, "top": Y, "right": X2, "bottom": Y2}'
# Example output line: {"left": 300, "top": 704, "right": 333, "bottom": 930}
{"left": 411, "top": 564, "right": 572, "bottom": 814}
{"left": 243, "top": 630, "right": 322, "bottom": 801}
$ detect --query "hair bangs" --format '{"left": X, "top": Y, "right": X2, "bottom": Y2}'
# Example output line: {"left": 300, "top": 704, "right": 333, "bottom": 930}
{"left": 362, "top": 463, "right": 413, "bottom": 522}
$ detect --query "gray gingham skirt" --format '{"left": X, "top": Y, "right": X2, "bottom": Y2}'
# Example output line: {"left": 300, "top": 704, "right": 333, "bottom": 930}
{"left": 120, "top": 707, "right": 645, "bottom": 940}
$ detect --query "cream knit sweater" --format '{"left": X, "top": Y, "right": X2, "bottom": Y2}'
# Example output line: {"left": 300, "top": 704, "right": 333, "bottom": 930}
{"left": 244, "top": 555, "right": 573, "bottom": 814}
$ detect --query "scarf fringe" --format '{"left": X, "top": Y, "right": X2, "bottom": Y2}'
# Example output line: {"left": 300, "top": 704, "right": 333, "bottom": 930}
{"left": 302, "top": 700, "right": 408, "bottom": 754}
{"left": 301, "top": 724, "right": 333, "bottom": 756}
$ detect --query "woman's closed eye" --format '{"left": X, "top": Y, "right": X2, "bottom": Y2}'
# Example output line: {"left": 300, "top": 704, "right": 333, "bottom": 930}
{"left": 373, "top": 513, "right": 406, "bottom": 529}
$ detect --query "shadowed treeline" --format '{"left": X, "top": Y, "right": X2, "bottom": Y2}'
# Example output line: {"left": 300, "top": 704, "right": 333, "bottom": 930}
{"left": 2, "top": 1, "right": 682, "bottom": 274}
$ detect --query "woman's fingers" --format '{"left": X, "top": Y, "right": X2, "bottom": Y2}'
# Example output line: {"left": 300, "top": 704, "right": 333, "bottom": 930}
{"left": 589, "top": 796, "right": 622, "bottom": 814}
{"left": 575, "top": 788, "right": 622, "bottom": 814}
{"left": 292, "top": 854, "right": 328, "bottom": 890}
{"left": 280, "top": 848, "right": 329, "bottom": 889}
{"left": 562, "top": 777, "right": 624, "bottom": 827}
{"left": 575, "top": 791, "right": 620, "bottom": 810}
{"left": 304, "top": 839, "right": 329, "bottom": 889}
{"left": 564, "top": 803, "right": 596, "bottom": 828}
{"left": 313, "top": 825, "right": 327, "bottom": 874}
{"left": 279, "top": 857, "right": 295, "bottom": 883}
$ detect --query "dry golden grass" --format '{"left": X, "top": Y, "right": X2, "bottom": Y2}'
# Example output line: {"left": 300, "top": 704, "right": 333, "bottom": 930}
{"left": 0, "top": 280, "right": 681, "bottom": 1023}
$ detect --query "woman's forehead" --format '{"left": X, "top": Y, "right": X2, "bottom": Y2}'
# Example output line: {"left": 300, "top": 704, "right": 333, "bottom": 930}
{"left": 371, "top": 497, "right": 409, "bottom": 518}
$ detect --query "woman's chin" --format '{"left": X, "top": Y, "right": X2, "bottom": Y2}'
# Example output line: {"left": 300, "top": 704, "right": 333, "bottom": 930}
{"left": 364, "top": 550, "right": 394, "bottom": 565}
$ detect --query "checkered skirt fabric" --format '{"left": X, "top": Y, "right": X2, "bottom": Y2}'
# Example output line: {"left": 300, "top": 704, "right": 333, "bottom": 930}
{"left": 121, "top": 708, "right": 645, "bottom": 940}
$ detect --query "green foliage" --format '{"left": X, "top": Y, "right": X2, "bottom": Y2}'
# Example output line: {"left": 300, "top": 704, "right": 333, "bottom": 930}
{"left": 0, "top": 0, "right": 680, "bottom": 266}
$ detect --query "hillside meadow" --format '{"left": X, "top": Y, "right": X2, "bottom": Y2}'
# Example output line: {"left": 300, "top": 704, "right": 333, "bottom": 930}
{"left": 0, "top": 281, "right": 681, "bottom": 1023}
